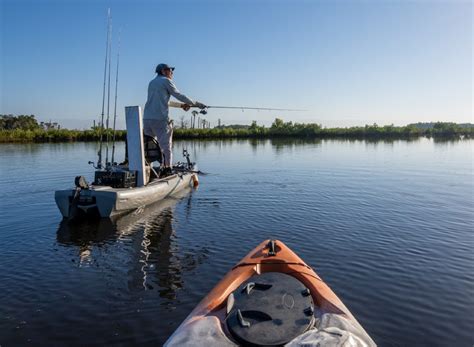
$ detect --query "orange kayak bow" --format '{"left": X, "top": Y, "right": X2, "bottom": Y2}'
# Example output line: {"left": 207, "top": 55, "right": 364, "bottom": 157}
{"left": 165, "top": 239, "right": 375, "bottom": 346}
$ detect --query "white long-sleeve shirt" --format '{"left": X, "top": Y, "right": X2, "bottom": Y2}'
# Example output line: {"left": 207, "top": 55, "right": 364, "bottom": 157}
{"left": 143, "top": 75, "right": 195, "bottom": 121}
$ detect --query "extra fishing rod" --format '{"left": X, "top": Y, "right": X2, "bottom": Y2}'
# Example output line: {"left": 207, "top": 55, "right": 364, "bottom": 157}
{"left": 110, "top": 29, "right": 121, "bottom": 166}
{"left": 97, "top": 8, "right": 111, "bottom": 170}
{"left": 104, "top": 17, "right": 113, "bottom": 167}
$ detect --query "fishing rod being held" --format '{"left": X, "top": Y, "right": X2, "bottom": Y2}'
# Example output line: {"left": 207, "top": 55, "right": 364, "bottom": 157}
{"left": 206, "top": 105, "right": 306, "bottom": 111}
{"left": 169, "top": 102, "right": 307, "bottom": 115}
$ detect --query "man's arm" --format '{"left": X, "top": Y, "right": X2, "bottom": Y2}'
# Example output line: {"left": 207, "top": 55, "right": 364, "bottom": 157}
{"left": 169, "top": 101, "right": 184, "bottom": 108}
{"left": 166, "top": 79, "right": 195, "bottom": 105}
{"left": 169, "top": 101, "right": 191, "bottom": 111}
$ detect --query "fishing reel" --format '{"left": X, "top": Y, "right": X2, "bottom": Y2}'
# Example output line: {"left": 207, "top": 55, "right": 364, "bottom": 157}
{"left": 173, "top": 148, "right": 197, "bottom": 173}
{"left": 182, "top": 148, "right": 193, "bottom": 169}
{"left": 199, "top": 108, "right": 208, "bottom": 115}
{"left": 88, "top": 161, "right": 100, "bottom": 169}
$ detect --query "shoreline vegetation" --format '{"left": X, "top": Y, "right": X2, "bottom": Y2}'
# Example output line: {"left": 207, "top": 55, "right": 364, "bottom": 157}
{"left": 1, "top": 115, "right": 472, "bottom": 143}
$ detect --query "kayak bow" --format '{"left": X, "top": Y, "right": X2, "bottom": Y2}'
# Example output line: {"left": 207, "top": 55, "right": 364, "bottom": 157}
{"left": 165, "top": 239, "right": 375, "bottom": 346}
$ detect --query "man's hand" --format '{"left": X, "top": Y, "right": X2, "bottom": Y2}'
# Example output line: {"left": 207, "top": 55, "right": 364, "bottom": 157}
{"left": 194, "top": 101, "right": 207, "bottom": 109}
{"left": 181, "top": 104, "right": 191, "bottom": 111}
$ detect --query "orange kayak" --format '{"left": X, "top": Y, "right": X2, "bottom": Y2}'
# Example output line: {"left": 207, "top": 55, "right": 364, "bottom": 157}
{"left": 165, "top": 239, "right": 376, "bottom": 346}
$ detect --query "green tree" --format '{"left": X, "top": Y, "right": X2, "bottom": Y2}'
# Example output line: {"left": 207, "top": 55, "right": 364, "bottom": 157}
{"left": 0, "top": 114, "right": 40, "bottom": 130}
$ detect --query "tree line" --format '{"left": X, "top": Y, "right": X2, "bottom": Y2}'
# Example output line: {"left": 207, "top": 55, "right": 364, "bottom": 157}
{"left": 0, "top": 114, "right": 126, "bottom": 142}
{"left": 174, "top": 119, "right": 473, "bottom": 139}
{"left": 0, "top": 114, "right": 472, "bottom": 142}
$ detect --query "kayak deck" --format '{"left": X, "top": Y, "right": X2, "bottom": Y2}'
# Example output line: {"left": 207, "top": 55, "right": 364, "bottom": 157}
{"left": 165, "top": 239, "right": 375, "bottom": 346}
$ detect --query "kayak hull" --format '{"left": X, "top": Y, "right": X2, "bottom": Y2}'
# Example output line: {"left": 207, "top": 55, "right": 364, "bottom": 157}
{"left": 55, "top": 172, "right": 196, "bottom": 219}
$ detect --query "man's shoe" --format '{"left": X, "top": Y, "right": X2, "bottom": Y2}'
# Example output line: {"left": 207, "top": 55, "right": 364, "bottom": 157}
{"left": 160, "top": 167, "right": 173, "bottom": 178}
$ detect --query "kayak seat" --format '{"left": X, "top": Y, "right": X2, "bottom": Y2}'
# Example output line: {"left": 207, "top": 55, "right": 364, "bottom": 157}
{"left": 121, "top": 135, "right": 163, "bottom": 166}
{"left": 143, "top": 134, "right": 163, "bottom": 164}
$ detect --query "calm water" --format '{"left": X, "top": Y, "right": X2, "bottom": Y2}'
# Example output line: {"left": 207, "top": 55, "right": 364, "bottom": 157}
{"left": 0, "top": 138, "right": 473, "bottom": 346}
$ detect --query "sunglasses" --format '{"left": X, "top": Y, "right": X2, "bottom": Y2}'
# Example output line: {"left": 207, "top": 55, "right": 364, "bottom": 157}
{"left": 164, "top": 67, "right": 175, "bottom": 72}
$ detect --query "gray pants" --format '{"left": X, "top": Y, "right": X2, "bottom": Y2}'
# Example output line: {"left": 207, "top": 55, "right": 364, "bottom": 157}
{"left": 143, "top": 119, "right": 173, "bottom": 167}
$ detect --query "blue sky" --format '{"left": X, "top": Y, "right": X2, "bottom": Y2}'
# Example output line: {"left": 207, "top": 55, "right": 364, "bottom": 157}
{"left": 1, "top": 0, "right": 472, "bottom": 129}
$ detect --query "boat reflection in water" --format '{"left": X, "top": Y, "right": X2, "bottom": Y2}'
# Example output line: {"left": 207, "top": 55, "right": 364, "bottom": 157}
{"left": 56, "top": 187, "right": 202, "bottom": 300}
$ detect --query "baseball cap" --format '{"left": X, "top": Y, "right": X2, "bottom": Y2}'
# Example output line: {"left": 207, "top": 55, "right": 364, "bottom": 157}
{"left": 155, "top": 63, "right": 175, "bottom": 74}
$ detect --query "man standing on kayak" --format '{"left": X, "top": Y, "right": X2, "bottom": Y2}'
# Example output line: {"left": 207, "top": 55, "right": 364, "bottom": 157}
{"left": 143, "top": 63, "right": 206, "bottom": 176}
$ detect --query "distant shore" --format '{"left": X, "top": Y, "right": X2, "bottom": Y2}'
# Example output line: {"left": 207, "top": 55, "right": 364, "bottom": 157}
{"left": 0, "top": 122, "right": 472, "bottom": 143}
{"left": 1, "top": 115, "right": 472, "bottom": 142}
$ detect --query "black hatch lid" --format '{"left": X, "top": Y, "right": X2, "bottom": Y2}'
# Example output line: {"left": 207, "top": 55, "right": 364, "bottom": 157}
{"left": 226, "top": 272, "right": 315, "bottom": 346}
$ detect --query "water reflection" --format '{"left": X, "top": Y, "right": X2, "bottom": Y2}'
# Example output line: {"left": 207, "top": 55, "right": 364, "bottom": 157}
{"left": 56, "top": 218, "right": 119, "bottom": 263}
{"left": 269, "top": 138, "right": 322, "bottom": 154}
{"left": 432, "top": 137, "right": 466, "bottom": 144}
{"left": 56, "top": 188, "right": 206, "bottom": 300}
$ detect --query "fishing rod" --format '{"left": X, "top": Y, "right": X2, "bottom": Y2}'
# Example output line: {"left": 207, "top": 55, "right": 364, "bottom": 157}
{"left": 97, "top": 8, "right": 111, "bottom": 170}
{"left": 206, "top": 106, "right": 306, "bottom": 111}
{"left": 104, "top": 17, "right": 113, "bottom": 167}
{"left": 197, "top": 105, "right": 306, "bottom": 115}
{"left": 111, "top": 29, "right": 121, "bottom": 166}
{"left": 170, "top": 103, "right": 306, "bottom": 115}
